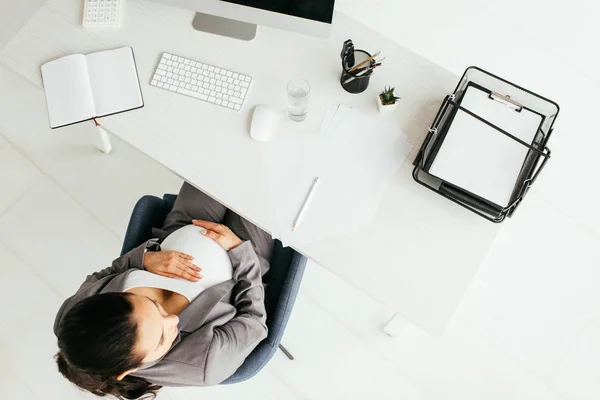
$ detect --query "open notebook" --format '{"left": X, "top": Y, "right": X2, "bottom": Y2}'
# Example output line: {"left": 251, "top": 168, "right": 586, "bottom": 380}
{"left": 41, "top": 46, "right": 144, "bottom": 129}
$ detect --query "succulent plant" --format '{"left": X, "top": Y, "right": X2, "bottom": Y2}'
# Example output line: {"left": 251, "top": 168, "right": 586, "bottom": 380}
{"left": 379, "top": 86, "right": 401, "bottom": 105}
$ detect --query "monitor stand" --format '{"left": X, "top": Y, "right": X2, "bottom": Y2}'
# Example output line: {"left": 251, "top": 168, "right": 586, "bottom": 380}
{"left": 192, "top": 13, "right": 257, "bottom": 41}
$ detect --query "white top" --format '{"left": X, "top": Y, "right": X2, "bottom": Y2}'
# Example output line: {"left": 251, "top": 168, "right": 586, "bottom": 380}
{"left": 123, "top": 225, "right": 233, "bottom": 301}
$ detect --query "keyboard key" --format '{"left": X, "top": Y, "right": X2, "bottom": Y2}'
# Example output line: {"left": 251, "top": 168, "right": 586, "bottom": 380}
{"left": 208, "top": 96, "right": 216, "bottom": 103}
{"left": 157, "top": 82, "right": 164, "bottom": 88}
{"left": 233, "top": 73, "right": 239, "bottom": 79}
{"left": 208, "top": 66, "right": 214, "bottom": 71}
{"left": 240, "top": 81, "right": 250, "bottom": 88}
{"left": 151, "top": 80, "right": 158, "bottom": 86}
{"left": 244, "top": 76, "right": 251, "bottom": 82}
{"left": 155, "top": 69, "right": 166, "bottom": 76}
{"left": 226, "top": 71, "right": 232, "bottom": 77}
{"left": 234, "top": 104, "right": 241, "bottom": 110}
{"left": 177, "top": 87, "right": 208, "bottom": 101}
{"left": 163, "top": 53, "right": 172, "bottom": 59}
{"left": 230, "top": 97, "right": 242, "bottom": 104}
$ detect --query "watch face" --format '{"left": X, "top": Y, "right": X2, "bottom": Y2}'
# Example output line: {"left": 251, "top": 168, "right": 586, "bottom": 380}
{"left": 220, "top": 0, "right": 335, "bottom": 24}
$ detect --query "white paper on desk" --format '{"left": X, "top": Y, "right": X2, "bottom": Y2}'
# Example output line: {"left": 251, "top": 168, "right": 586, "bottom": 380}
{"left": 260, "top": 105, "right": 411, "bottom": 246}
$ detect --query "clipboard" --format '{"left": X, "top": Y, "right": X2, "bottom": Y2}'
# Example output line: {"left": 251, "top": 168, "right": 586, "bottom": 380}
{"left": 425, "top": 82, "right": 545, "bottom": 207}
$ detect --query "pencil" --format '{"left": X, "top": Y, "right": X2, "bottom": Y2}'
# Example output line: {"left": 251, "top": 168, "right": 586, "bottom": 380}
{"left": 347, "top": 51, "right": 381, "bottom": 73}
{"left": 292, "top": 177, "right": 321, "bottom": 231}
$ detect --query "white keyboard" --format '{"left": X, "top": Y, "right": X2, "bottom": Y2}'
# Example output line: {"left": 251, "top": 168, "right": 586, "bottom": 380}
{"left": 150, "top": 53, "right": 252, "bottom": 111}
{"left": 82, "top": 0, "right": 122, "bottom": 27}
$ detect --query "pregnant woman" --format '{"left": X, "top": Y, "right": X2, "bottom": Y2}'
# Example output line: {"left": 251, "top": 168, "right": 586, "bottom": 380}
{"left": 53, "top": 182, "right": 273, "bottom": 399}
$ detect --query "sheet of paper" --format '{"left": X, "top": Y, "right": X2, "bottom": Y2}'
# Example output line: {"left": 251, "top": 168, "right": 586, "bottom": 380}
{"left": 260, "top": 105, "right": 411, "bottom": 246}
{"left": 429, "top": 85, "right": 542, "bottom": 206}
{"left": 86, "top": 46, "right": 143, "bottom": 117}
{"left": 41, "top": 54, "right": 96, "bottom": 128}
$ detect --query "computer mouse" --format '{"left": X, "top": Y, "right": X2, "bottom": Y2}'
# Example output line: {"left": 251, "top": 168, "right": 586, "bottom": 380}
{"left": 250, "top": 105, "right": 282, "bottom": 141}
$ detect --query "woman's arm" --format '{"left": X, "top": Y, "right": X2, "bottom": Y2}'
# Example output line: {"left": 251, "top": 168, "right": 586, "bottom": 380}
{"left": 203, "top": 240, "right": 268, "bottom": 385}
{"left": 92, "top": 240, "right": 161, "bottom": 280}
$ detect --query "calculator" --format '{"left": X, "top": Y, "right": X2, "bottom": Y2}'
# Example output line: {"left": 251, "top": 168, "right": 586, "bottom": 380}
{"left": 82, "top": 0, "right": 122, "bottom": 27}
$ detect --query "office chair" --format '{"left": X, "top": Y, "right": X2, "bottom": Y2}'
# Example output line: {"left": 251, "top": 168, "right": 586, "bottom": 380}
{"left": 121, "top": 194, "right": 306, "bottom": 383}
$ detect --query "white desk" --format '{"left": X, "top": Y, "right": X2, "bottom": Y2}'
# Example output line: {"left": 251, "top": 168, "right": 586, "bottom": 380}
{"left": 0, "top": 0, "right": 501, "bottom": 335}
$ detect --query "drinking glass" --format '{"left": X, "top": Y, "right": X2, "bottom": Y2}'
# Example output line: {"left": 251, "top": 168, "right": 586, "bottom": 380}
{"left": 287, "top": 78, "right": 310, "bottom": 122}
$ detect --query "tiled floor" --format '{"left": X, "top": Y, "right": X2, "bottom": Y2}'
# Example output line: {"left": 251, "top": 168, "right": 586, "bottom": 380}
{"left": 2, "top": 2, "right": 600, "bottom": 399}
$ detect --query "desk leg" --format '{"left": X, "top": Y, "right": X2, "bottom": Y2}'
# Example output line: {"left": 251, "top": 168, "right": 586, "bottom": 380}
{"left": 278, "top": 344, "right": 294, "bottom": 360}
{"left": 94, "top": 125, "right": 113, "bottom": 154}
{"left": 383, "top": 313, "right": 409, "bottom": 337}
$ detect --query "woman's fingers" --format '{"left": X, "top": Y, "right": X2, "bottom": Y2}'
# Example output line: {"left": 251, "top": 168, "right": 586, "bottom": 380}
{"left": 192, "top": 220, "right": 226, "bottom": 233}
{"left": 178, "top": 254, "right": 201, "bottom": 272}
{"left": 158, "top": 272, "right": 180, "bottom": 279}
{"left": 201, "top": 229, "right": 222, "bottom": 243}
{"left": 174, "top": 261, "right": 202, "bottom": 281}
{"left": 175, "top": 251, "right": 194, "bottom": 261}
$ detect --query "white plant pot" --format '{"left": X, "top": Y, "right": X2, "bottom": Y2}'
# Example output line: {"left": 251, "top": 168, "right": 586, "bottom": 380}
{"left": 377, "top": 95, "right": 398, "bottom": 113}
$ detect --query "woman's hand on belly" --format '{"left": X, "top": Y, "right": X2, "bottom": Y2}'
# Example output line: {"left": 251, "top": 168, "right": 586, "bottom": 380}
{"left": 143, "top": 250, "right": 203, "bottom": 282}
{"left": 192, "top": 220, "right": 243, "bottom": 251}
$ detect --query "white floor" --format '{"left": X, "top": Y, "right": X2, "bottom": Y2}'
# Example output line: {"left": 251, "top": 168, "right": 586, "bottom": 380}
{"left": 1, "top": 2, "right": 600, "bottom": 400}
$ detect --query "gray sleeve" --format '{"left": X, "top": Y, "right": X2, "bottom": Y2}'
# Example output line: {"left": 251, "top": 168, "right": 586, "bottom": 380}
{"left": 203, "top": 240, "right": 268, "bottom": 385}
{"left": 78, "top": 239, "right": 161, "bottom": 289}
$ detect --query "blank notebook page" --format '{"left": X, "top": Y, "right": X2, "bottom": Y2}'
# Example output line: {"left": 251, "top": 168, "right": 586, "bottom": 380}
{"left": 41, "top": 54, "right": 96, "bottom": 128}
{"left": 86, "top": 47, "right": 143, "bottom": 117}
{"left": 429, "top": 85, "right": 542, "bottom": 207}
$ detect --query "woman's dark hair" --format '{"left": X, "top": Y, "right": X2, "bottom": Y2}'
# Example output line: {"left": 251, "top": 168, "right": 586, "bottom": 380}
{"left": 55, "top": 292, "right": 162, "bottom": 400}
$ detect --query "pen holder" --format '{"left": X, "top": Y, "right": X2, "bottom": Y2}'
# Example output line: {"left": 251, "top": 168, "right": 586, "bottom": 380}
{"left": 340, "top": 50, "right": 374, "bottom": 94}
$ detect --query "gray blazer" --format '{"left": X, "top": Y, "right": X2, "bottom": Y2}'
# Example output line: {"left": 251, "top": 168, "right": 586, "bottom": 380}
{"left": 53, "top": 239, "right": 267, "bottom": 386}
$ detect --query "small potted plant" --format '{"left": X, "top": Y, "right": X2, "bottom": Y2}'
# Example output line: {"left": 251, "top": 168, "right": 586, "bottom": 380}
{"left": 377, "top": 86, "right": 401, "bottom": 113}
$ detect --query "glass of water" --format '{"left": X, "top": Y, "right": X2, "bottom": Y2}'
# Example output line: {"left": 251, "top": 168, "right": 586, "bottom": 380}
{"left": 287, "top": 78, "right": 310, "bottom": 122}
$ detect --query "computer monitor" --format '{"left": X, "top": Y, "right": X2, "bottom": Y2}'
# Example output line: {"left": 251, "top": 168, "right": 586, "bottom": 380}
{"left": 148, "top": 0, "right": 335, "bottom": 41}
